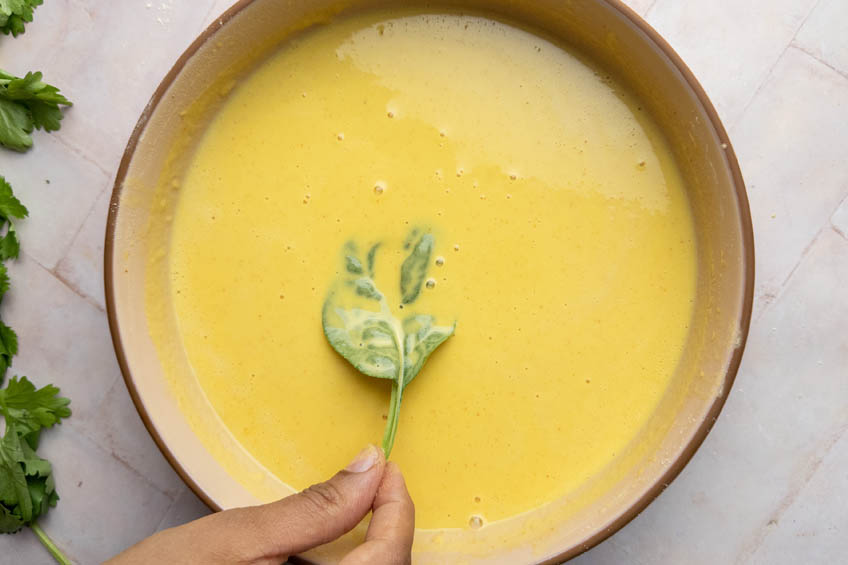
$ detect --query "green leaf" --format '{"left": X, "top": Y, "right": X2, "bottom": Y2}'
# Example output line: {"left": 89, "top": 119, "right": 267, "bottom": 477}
{"left": 402, "top": 315, "right": 455, "bottom": 387}
{"left": 19, "top": 439, "right": 50, "bottom": 477}
{"left": 366, "top": 243, "right": 380, "bottom": 277}
{"left": 19, "top": 440, "right": 55, "bottom": 520}
{"left": 26, "top": 99, "right": 64, "bottom": 132}
{"left": 400, "top": 233, "right": 433, "bottom": 305}
{"left": 0, "top": 320, "right": 18, "bottom": 380}
{"left": 0, "top": 176, "right": 29, "bottom": 220}
{"left": 0, "top": 68, "right": 71, "bottom": 150}
{"left": 0, "top": 263, "right": 9, "bottom": 299}
{"left": 0, "top": 96, "right": 33, "bottom": 151}
{"left": 0, "top": 376, "right": 72, "bottom": 438}
{"left": 323, "top": 303, "right": 401, "bottom": 381}
{"left": 352, "top": 277, "right": 382, "bottom": 301}
{"left": 345, "top": 255, "right": 363, "bottom": 275}
{"left": 0, "top": 421, "right": 59, "bottom": 532}
{"left": 0, "top": 176, "right": 28, "bottom": 261}
{"left": 322, "top": 231, "right": 454, "bottom": 457}
{"left": 2, "top": 71, "right": 69, "bottom": 104}
{"left": 0, "top": 0, "right": 43, "bottom": 37}
{"left": 0, "top": 425, "right": 31, "bottom": 524}
{"left": 0, "top": 227, "right": 20, "bottom": 260}
{"left": 0, "top": 504, "right": 23, "bottom": 533}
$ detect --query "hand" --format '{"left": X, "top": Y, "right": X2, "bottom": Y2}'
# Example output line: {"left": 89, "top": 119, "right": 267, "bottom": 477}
{"left": 107, "top": 445, "right": 414, "bottom": 564}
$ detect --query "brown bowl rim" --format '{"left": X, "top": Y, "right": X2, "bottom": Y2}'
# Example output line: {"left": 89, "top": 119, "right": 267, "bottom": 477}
{"left": 103, "top": 1, "right": 755, "bottom": 562}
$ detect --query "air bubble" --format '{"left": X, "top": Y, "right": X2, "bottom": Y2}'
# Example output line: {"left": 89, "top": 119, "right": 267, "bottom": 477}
{"left": 337, "top": 132, "right": 345, "bottom": 141}
{"left": 425, "top": 278, "right": 436, "bottom": 289}
{"left": 435, "top": 256, "right": 445, "bottom": 266}
{"left": 374, "top": 182, "right": 386, "bottom": 194}
{"left": 454, "top": 244, "right": 460, "bottom": 251}
{"left": 469, "top": 515, "right": 484, "bottom": 529}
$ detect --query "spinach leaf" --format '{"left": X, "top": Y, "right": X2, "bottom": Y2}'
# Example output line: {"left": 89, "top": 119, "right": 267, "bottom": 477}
{"left": 322, "top": 231, "right": 454, "bottom": 456}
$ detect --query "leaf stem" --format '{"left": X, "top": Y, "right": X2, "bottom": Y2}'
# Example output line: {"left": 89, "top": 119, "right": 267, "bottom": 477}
{"left": 381, "top": 382, "right": 403, "bottom": 457}
{"left": 30, "top": 521, "right": 71, "bottom": 565}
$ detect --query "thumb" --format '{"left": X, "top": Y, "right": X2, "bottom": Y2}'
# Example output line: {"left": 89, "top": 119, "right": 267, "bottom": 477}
{"left": 207, "top": 444, "right": 386, "bottom": 560}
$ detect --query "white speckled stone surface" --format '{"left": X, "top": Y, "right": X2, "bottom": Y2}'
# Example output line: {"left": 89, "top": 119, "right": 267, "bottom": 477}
{"left": 1, "top": 1, "right": 846, "bottom": 563}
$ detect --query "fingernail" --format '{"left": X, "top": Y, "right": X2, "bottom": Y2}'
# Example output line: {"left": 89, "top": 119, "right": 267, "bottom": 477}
{"left": 345, "top": 445, "right": 379, "bottom": 473}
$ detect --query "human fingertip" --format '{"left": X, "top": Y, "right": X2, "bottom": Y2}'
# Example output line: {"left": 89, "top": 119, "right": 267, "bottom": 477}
{"left": 345, "top": 444, "right": 382, "bottom": 473}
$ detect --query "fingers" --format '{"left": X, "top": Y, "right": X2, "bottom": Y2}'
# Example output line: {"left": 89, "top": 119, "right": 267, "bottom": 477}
{"left": 248, "top": 444, "right": 387, "bottom": 558}
{"left": 192, "top": 444, "right": 387, "bottom": 562}
{"left": 340, "top": 462, "right": 415, "bottom": 565}
{"left": 104, "top": 445, "right": 415, "bottom": 565}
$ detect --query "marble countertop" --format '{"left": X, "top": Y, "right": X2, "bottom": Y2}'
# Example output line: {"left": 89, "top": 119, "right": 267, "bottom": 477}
{"left": 3, "top": 1, "right": 846, "bottom": 563}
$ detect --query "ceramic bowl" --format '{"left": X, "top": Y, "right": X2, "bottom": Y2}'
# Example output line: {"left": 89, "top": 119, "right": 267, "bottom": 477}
{"left": 105, "top": 1, "right": 754, "bottom": 562}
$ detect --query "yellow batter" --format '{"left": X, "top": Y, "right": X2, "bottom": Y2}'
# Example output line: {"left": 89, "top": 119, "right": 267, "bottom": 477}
{"left": 163, "top": 11, "right": 696, "bottom": 531}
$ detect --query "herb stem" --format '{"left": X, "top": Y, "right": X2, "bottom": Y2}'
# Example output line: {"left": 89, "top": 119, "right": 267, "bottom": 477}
{"left": 30, "top": 522, "right": 71, "bottom": 565}
{"left": 381, "top": 383, "right": 403, "bottom": 457}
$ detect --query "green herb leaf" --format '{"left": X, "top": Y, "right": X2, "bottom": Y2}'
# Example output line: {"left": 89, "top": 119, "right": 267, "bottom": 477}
{"left": 366, "top": 243, "right": 380, "bottom": 277}
{"left": 0, "top": 263, "right": 9, "bottom": 300}
{"left": 0, "top": 175, "right": 28, "bottom": 220}
{"left": 0, "top": 422, "right": 59, "bottom": 533}
{"left": 402, "top": 315, "right": 455, "bottom": 387}
{"left": 19, "top": 438, "right": 57, "bottom": 521}
{"left": 0, "top": 177, "right": 27, "bottom": 273}
{"left": 0, "top": 424, "right": 31, "bottom": 528}
{"left": 0, "top": 227, "right": 20, "bottom": 260}
{"left": 345, "top": 255, "right": 364, "bottom": 275}
{"left": 0, "top": 132, "right": 70, "bottom": 561}
{"left": 322, "top": 231, "right": 454, "bottom": 456}
{"left": 323, "top": 304, "right": 401, "bottom": 380}
{"left": 0, "top": 503, "right": 23, "bottom": 532}
{"left": 0, "top": 320, "right": 18, "bottom": 381}
{"left": 0, "top": 69, "right": 72, "bottom": 151}
{"left": 0, "top": 97, "right": 32, "bottom": 150}
{"left": 0, "top": 376, "right": 72, "bottom": 438}
{"left": 352, "top": 277, "right": 382, "bottom": 301}
{"left": 400, "top": 233, "right": 433, "bottom": 305}
{"left": 0, "top": 0, "right": 44, "bottom": 37}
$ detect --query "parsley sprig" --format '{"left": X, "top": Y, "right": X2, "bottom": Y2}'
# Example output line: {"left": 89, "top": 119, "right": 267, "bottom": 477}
{"left": 0, "top": 7, "right": 74, "bottom": 562}
{"left": 0, "top": 176, "right": 26, "bottom": 377}
{"left": 0, "top": 0, "right": 43, "bottom": 37}
{"left": 0, "top": 69, "right": 72, "bottom": 151}
{"left": 0, "top": 176, "right": 72, "bottom": 564}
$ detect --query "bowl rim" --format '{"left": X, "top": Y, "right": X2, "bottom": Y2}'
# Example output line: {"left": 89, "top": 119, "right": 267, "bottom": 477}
{"left": 104, "top": 1, "right": 755, "bottom": 562}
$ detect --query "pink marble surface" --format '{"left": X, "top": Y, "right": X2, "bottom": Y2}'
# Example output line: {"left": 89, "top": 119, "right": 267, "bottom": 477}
{"left": 1, "top": 1, "right": 846, "bottom": 563}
